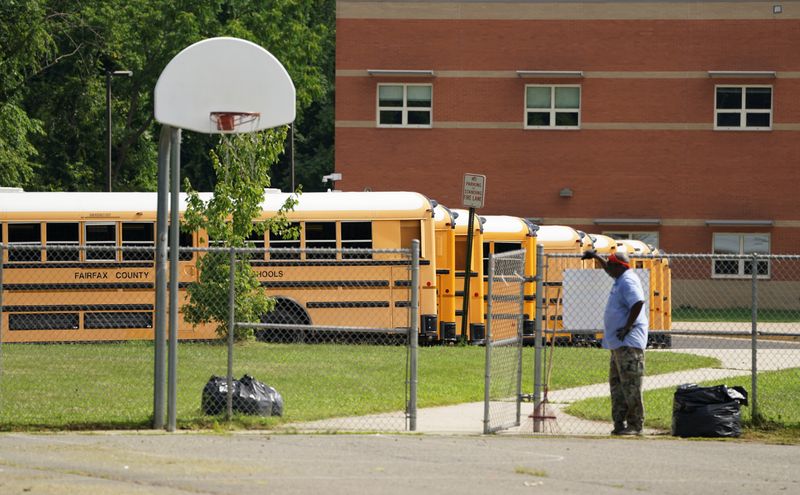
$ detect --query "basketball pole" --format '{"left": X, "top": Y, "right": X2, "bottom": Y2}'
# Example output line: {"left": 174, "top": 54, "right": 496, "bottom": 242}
{"left": 167, "top": 127, "right": 182, "bottom": 432}
{"left": 153, "top": 125, "right": 171, "bottom": 430}
{"left": 154, "top": 124, "right": 181, "bottom": 432}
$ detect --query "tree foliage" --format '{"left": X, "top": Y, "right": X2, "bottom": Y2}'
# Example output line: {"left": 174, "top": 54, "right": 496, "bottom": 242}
{"left": 181, "top": 130, "right": 300, "bottom": 339}
{"left": 0, "top": 0, "right": 333, "bottom": 192}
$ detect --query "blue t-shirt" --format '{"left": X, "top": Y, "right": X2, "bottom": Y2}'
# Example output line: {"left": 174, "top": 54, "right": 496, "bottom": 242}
{"left": 602, "top": 269, "right": 649, "bottom": 350}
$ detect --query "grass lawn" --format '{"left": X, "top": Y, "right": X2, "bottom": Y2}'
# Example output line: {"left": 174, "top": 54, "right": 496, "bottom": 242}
{"left": 1, "top": 342, "right": 717, "bottom": 431}
{"left": 565, "top": 367, "right": 800, "bottom": 443}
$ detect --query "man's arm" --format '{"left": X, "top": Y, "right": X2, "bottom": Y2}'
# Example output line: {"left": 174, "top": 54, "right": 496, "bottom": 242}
{"left": 616, "top": 300, "right": 644, "bottom": 340}
{"left": 581, "top": 249, "right": 607, "bottom": 269}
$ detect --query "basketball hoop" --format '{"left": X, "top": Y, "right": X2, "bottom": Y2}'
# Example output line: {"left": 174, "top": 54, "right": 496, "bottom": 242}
{"left": 210, "top": 111, "right": 261, "bottom": 132}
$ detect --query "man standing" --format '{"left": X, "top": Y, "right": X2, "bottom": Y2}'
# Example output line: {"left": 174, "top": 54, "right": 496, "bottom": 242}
{"left": 582, "top": 249, "right": 648, "bottom": 436}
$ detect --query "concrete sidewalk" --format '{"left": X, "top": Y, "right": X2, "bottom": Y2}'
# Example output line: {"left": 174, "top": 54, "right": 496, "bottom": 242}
{"left": 288, "top": 347, "right": 799, "bottom": 435}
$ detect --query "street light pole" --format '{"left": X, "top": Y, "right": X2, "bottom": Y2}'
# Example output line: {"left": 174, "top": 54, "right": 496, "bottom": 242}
{"left": 106, "top": 70, "right": 132, "bottom": 192}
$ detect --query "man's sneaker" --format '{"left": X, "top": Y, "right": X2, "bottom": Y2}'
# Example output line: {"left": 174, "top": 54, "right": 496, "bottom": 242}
{"left": 611, "top": 423, "right": 626, "bottom": 435}
{"left": 617, "top": 426, "right": 643, "bottom": 436}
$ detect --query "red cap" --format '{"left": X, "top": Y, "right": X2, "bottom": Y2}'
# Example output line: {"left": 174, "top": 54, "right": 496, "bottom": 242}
{"left": 607, "top": 253, "right": 630, "bottom": 269}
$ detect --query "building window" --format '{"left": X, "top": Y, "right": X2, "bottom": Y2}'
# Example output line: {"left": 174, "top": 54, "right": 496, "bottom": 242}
{"left": 715, "top": 86, "right": 772, "bottom": 130}
{"left": 712, "top": 233, "right": 770, "bottom": 278}
{"left": 525, "top": 85, "right": 580, "bottom": 129}
{"left": 377, "top": 84, "right": 432, "bottom": 128}
{"left": 605, "top": 231, "right": 659, "bottom": 249}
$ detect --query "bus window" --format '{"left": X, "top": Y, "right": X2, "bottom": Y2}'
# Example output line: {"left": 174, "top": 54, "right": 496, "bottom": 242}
{"left": 46, "top": 223, "right": 80, "bottom": 262}
{"left": 122, "top": 223, "right": 154, "bottom": 261}
{"left": 246, "top": 227, "right": 266, "bottom": 260}
{"left": 482, "top": 242, "right": 491, "bottom": 275}
{"left": 485, "top": 241, "right": 523, "bottom": 273}
{"left": 495, "top": 242, "right": 522, "bottom": 254}
{"left": 85, "top": 223, "right": 116, "bottom": 261}
{"left": 306, "top": 222, "right": 336, "bottom": 259}
{"left": 179, "top": 231, "right": 194, "bottom": 261}
{"left": 342, "top": 221, "right": 372, "bottom": 259}
{"left": 455, "top": 237, "right": 467, "bottom": 268}
{"left": 8, "top": 223, "right": 41, "bottom": 262}
{"left": 9, "top": 313, "right": 79, "bottom": 330}
{"left": 400, "top": 220, "right": 422, "bottom": 255}
{"left": 269, "top": 222, "right": 301, "bottom": 260}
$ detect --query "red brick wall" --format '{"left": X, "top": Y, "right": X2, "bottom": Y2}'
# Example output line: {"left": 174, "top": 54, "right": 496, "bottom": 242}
{"left": 335, "top": 7, "right": 800, "bottom": 254}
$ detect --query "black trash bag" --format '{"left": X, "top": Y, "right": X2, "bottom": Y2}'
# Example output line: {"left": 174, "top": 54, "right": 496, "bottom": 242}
{"left": 671, "top": 384, "right": 748, "bottom": 438}
{"left": 202, "top": 375, "right": 234, "bottom": 415}
{"left": 234, "top": 374, "right": 284, "bottom": 417}
{"left": 201, "top": 375, "right": 283, "bottom": 417}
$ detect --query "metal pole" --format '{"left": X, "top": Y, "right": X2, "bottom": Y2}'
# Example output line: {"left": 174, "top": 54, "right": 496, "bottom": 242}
{"left": 0, "top": 244, "right": 5, "bottom": 377}
{"left": 106, "top": 71, "right": 112, "bottom": 192}
{"left": 460, "top": 206, "right": 476, "bottom": 341}
{"left": 533, "top": 244, "right": 544, "bottom": 432}
{"left": 483, "top": 252, "right": 494, "bottom": 434}
{"left": 409, "top": 240, "right": 419, "bottom": 431}
{"left": 751, "top": 253, "right": 759, "bottom": 424}
{"left": 167, "top": 127, "right": 181, "bottom": 432}
{"left": 227, "top": 248, "right": 236, "bottom": 420}
{"left": 516, "top": 252, "right": 525, "bottom": 427}
{"left": 290, "top": 123, "right": 295, "bottom": 191}
{"left": 153, "top": 125, "right": 172, "bottom": 430}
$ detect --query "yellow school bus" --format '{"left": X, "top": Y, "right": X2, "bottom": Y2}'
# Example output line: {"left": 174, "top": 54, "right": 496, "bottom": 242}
{"left": 0, "top": 190, "right": 439, "bottom": 343}
{"left": 451, "top": 208, "right": 485, "bottom": 342}
{"left": 433, "top": 203, "right": 457, "bottom": 341}
{"left": 537, "top": 225, "right": 584, "bottom": 344}
{"left": 587, "top": 233, "right": 618, "bottom": 257}
{"left": 480, "top": 215, "right": 538, "bottom": 341}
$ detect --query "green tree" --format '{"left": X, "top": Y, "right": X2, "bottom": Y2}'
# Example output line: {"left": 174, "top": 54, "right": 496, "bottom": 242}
{"left": 4, "top": 0, "right": 332, "bottom": 192}
{"left": 0, "top": 1, "right": 60, "bottom": 187}
{"left": 181, "top": 129, "right": 300, "bottom": 339}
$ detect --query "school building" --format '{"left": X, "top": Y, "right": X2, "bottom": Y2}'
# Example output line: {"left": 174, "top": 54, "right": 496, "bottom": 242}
{"left": 334, "top": 0, "right": 800, "bottom": 273}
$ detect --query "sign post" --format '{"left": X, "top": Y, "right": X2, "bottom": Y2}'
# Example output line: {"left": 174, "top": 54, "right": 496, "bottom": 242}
{"left": 460, "top": 174, "right": 486, "bottom": 342}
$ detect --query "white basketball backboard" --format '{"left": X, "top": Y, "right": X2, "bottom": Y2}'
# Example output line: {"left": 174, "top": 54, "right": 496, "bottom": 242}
{"left": 154, "top": 37, "right": 295, "bottom": 134}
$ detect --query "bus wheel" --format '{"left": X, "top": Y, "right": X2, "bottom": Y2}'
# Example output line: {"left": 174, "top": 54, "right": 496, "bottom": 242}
{"left": 256, "top": 297, "right": 311, "bottom": 343}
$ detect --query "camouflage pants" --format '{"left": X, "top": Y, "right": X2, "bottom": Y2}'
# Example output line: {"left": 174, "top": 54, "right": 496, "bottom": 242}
{"left": 609, "top": 346, "right": 645, "bottom": 429}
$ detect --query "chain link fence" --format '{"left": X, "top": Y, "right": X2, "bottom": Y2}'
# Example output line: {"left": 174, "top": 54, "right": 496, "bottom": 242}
{"left": 4, "top": 242, "right": 798, "bottom": 436}
{"left": 483, "top": 249, "right": 525, "bottom": 434}
{"left": 530, "top": 252, "right": 800, "bottom": 435}
{"left": 0, "top": 244, "right": 417, "bottom": 432}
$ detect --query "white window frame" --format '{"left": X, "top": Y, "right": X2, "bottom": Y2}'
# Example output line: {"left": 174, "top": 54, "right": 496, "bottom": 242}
{"left": 524, "top": 84, "right": 581, "bottom": 130}
{"left": 604, "top": 231, "right": 660, "bottom": 249}
{"left": 714, "top": 85, "right": 772, "bottom": 131}
{"left": 712, "top": 232, "right": 771, "bottom": 279}
{"left": 376, "top": 83, "right": 433, "bottom": 128}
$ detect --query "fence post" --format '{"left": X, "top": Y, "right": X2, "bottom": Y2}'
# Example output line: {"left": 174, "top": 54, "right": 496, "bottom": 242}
{"left": 408, "top": 240, "right": 419, "bottom": 432}
{"left": 751, "top": 253, "right": 759, "bottom": 424}
{"left": 483, "top": 252, "right": 494, "bottom": 434}
{"left": 227, "top": 248, "right": 236, "bottom": 420}
{"left": 516, "top": 251, "right": 525, "bottom": 427}
{"left": 0, "top": 244, "right": 4, "bottom": 376}
{"left": 533, "top": 244, "right": 544, "bottom": 432}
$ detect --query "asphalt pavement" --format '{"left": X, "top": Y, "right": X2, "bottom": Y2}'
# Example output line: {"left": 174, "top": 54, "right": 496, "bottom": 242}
{"left": 1, "top": 432, "right": 797, "bottom": 495}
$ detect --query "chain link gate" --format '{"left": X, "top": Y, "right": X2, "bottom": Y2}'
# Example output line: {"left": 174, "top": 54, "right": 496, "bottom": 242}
{"left": 483, "top": 249, "right": 526, "bottom": 434}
